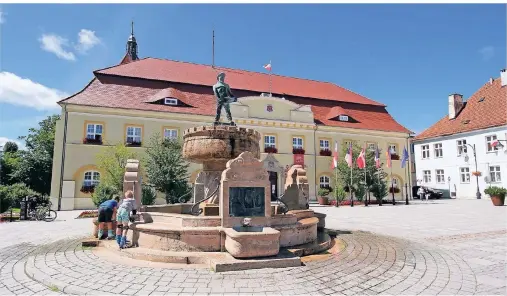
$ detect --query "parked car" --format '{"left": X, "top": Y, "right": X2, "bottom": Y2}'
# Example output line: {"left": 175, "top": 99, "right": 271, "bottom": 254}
{"left": 412, "top": 186, "right": 443, "bottom": 199}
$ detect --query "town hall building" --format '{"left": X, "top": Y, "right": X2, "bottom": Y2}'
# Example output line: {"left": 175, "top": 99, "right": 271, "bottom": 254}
{"left": 50, "top": 26, "right": 413, "bottom": 210}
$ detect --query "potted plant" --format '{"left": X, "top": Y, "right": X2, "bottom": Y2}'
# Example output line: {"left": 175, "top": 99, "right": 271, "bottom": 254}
{"left": 317, "top": 188, "right": 330, "bottom": 205}
{"left": 264, "top": 146, "right": 278, "bottom": 153}
{"left": 333, "top": 186, "right": 347, "bottom": 207}
{"left": 484, "top": 186, "right": 506, "bottom": 206}
{"left": 390, "top": 154, "right": 400, "bottom": 160}
{"left": 292, "top": 148, "right": 305, "bottom": 155}
{"left": 319, "top": 149, "right": 332, "bottom": 156}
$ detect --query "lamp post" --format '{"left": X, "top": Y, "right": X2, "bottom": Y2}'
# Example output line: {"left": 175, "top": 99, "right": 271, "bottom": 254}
{"left": 464, "top": 143, "right": 481, "bottom": 199}
{"left": 447, "top": 176, "right": 451, "bottom": 198}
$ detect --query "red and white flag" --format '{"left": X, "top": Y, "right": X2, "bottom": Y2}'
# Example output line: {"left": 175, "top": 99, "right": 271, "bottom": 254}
{"left": 356, "top": 146, "right": 366, "bottom": 169}
{"left": 264, "top": 61, "right": 272, "bottom": 71}
{"left": 332, "top": 141, "right": 339, "bottom": 169}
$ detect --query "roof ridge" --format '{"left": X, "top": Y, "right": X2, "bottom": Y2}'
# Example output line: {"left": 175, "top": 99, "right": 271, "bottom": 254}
{"left": 58, "top": 77, "right": 97, "bottom": 104}
{"left": 94, "top": 57, "right": 149, "bottom": 74}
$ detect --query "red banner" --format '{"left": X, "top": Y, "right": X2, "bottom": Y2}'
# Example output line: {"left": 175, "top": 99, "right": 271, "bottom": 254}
{"left": 294, "top": 154, "right": 304, "bottom": 166}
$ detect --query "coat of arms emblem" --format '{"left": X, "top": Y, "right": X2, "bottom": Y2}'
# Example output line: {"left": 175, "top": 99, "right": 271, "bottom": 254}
{"left": 266, "top": 104, "right": 273, "bottom": 112}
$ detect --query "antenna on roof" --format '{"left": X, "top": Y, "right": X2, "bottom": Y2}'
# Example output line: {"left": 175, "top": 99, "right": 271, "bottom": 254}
{"left": 212, "top": 29, "right": 215, "bottom": 69}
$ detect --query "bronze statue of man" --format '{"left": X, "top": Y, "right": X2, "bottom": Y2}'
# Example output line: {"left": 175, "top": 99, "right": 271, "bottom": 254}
{"left": 213, "top": 72, "right": 237, "bottom": 124}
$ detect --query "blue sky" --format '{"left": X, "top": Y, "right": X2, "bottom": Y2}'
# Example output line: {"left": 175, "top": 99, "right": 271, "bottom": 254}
{"left": 0, "top": 4, "right": 505, "bottom": 148}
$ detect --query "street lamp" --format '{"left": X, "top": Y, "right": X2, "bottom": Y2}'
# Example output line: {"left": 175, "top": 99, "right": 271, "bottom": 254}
{"left": 464, "top": 143, "right": 481, "bottom": 199}
{"left": 447, "top": 176, "right": 451, "bottom": 198}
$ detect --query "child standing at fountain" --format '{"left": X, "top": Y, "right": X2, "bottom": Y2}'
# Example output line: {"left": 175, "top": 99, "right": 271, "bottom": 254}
{"left": 116, "top": 190, "right": 138, "bottom": 249}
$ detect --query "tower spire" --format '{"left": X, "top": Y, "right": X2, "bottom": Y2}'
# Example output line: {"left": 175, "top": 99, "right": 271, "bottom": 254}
{"left": 126, "top": 20, "right": 138, "bottom": 61}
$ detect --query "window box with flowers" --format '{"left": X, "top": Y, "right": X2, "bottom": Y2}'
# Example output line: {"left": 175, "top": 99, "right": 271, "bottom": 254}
{"left": 390, "top": 154, "right": 400, "bottom": 160}
{"left": 264, "top": 146, "right": 278, "bottom": 154}
{"left": 80, "top": 185, "right": 96, "bottom": 194}
{"left": 389, "top": 187, "right": 400, "bottom": 194}
{"left": 292, "top": 148, "right": 305, "bottom": 155}
{"left": 126, "top": 141, "right": 142, "bottom": 147}
{"left": 472, "top": 171, "right": 482, "bottom": 177}
{"left": 319, "top": 149, "right": 332, "bottom": 156}
{"left": 83, "top": 136, "right": 103, "bottom": 145}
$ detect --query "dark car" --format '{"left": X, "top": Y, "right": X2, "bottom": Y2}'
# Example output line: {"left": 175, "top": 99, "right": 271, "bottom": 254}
{"left": 413, "top": 186, "right": 443, "bottom": 199}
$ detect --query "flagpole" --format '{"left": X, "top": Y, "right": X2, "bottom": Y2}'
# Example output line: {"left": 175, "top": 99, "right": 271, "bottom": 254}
{"left": 390, "top": 165, "right": 395, "bottom": 206}
{"left": 364, "top": 146, "right": 368, "bottom": 206}
{"left": 350, "top": 161, "right": 353, "bottom": 207}
{"left": 269, "top": 60, "right": 272, "bottom": 97}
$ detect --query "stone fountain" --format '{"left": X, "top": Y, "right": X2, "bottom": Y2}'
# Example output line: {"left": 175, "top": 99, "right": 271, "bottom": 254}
{"left": 95, "top": 72, "right": 332, "bottom": 271}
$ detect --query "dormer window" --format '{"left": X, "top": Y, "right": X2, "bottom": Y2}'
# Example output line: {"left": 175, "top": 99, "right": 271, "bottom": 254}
{"left": 338, "top": 115, "right": 349, "bottom": 122}
{"left": 164, "top": 98, "right": 178, "bottom": 105}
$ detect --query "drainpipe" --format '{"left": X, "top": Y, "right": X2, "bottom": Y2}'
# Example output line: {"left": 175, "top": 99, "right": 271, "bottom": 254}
{"left": 313, "top": 126, "right": 317, "bottom": 202}
{"left": 57, "top": 104, "right": 69, "bottom": 211}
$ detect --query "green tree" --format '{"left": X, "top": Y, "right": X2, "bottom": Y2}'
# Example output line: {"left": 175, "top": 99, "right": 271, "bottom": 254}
{"left": 144, "top": 134, "right": 191, "bottom": 204}
{"left": 3, "top": 141, "right": 19, "bottom": 153}
{"left": 0, "top": 150, "right": 21, "bottom": 186}
{"left": 11, "top": 115, "right": 59, "bottom": 195}
{"left": 141, "top": 184, "right": 157, "bottom": 206}
{"left": 91, "top": 182, "right": 118, "bottom": 207}
{"left": 0, "top": 183, "right": 37, "bottom": 212}
{"left": 96, "top": 143, "right": 137, "bottom": 195}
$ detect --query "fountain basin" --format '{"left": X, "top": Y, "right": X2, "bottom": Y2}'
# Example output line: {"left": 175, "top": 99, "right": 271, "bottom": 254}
{"left": 224, "top": 226, "right": 280, "bottom": 258}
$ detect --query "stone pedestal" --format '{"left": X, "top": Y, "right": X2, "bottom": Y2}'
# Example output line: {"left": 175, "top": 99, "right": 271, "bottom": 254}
{"left": 224, "top": 227, "right": 280, "bottom": 258}
{"left": 123, "top": 159, "right": 142, "bottom": 206}
{"left": 281, "top": 165, "right": 310, "bottom": 210}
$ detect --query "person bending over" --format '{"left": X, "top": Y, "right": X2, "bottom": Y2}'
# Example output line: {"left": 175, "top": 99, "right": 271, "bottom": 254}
{"left": 116, "top": 190, "right": 138, "bottom": 248}
{"left": 97, "top": 196, "right": 120, "bottom": 240}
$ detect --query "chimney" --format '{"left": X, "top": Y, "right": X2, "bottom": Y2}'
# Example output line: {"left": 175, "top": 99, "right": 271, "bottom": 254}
{"left": 501, "top": 69, "right": 506, "bottom": 87}
{"left": 448, "top": 93, "right": 464, "bottom": 120}
{"left": 489, "top": 77, "right": 494, "bottom": 85}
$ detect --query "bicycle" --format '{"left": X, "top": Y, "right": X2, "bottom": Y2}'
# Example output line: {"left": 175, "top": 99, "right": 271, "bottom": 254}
{"left": 27, "top": 200, "right": 57, "bottom": 222}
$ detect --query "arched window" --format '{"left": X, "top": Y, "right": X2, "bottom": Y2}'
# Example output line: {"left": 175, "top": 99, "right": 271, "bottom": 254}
{"left": 83, "top": 171, "right": 100, "bottom": 187}
{"left": 319, "top": 176, "right": 330, "bottom": 188}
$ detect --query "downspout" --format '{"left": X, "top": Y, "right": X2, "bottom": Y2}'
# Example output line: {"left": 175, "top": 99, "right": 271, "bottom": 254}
{"left": 57, "top": 103, "right": 69, "bottom": 211}
{"left": 313, "top": 125, "right": 317, "bottom": 202}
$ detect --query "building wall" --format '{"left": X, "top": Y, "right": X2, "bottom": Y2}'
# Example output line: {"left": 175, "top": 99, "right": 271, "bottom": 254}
{"left": 51, "top": 97, "right": 411, "bottom": 210}
{"left": 413, "top": 126, "right": 507, "bottom": 199}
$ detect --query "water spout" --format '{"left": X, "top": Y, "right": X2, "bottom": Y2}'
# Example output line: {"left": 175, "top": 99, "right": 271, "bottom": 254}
{"left": 242, "top": 218, "right": 252, "bottom": 227}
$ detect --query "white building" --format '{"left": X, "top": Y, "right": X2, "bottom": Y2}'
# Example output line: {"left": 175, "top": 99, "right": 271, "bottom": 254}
{"left": 413, "top": 69, "right": 507, "bottom": 199}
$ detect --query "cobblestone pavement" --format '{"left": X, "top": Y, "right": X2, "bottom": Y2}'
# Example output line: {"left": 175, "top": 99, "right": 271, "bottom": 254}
{"left": 0, "top": 199, "right": 505, "bottom": 295}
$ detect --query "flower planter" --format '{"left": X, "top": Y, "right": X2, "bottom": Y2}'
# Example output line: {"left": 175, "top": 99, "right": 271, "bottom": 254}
{"left": 292, "top": 148, "right": 305, "bottom": 155}
{"left": 264, "top": 147, "right": 278, "bottom": 154}
{"left": 317, "top": 196, "right": 329, "bottom": 205}
{"left": 490, "top": 196, "right": 505, "bottom": 206}
{"left": 319, "top": 149, "right": 332, "bottom": 156}
{"left": 390, "top": 154, "right": 400, "bottom": 160}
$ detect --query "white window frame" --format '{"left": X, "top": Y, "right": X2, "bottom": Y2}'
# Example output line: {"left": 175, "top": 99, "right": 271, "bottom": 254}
{"left": 457, "top": 139, "right": 467, "bottom": 156}
{"left": 320, "top": 139, "right": 330, "bottom": 151}
{"left": 264, "top": 135, "right": 276, "bottom": 148}
{"left": 460, "top": 167, "right": 470, "bottom": 183}
{"left": 292, "top": 137, "right": 304, "bottom": 149}
{"left": 389, "top": 144, "right": 397, "bottom": 155}
{"left": 486, "top": 135, "right": 498, "bottom": 152}
{"left": 86, "top": 123, "right": 103, "bottom": 140}
{"left": 319, "top": 176, "right": 330, "bottom": 188}
{"left": 83, "top": 171, "right": 100, "bottom": 187}
{"left": 489, "top": 166, "right": 501, "bottom": 183}
{"left": 436, "top": 169, "right": 445, "bottom": 183}
{"left": 421, "top": 145, "right": 430, "bottom": 159}
{"left": 434, "top": 143, "right": 443, "bottom": 158}
{"left": 164, "top": 128, "right": 178, "bottom": 140}
{"left": 338, "top": 115, "right": 349, "bottom": 122}
{"left": 126, "top": 126, "right": 142, "bottom": 144}
{"left": 367, "top": 143, "right": 376, "bottom": 151}
{"left": 164, "top": 98, "right": 178, "bottom": 105}
{"left": 423, "top": 170, "right": 431, "bottom": 183}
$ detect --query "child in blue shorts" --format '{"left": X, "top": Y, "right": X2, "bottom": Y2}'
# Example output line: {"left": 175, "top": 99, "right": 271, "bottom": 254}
{"left": 116, "top": 190, "right": 138, "bottom": 249}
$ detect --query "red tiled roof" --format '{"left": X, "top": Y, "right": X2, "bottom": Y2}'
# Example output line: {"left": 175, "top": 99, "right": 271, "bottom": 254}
{"left": 145, "top": 88, "right": 190, "bottom": 103}
{"left": 60, "top": 76, "right": 411, "bottom": 134}
{"left": 94, "top": 58, "right": 385, "bottom": 107}
{"left": 414, "top": 78, "right": 507, "bottom": 141}
{"left": 326, "top": 106, "right": 348, "bottom": 120}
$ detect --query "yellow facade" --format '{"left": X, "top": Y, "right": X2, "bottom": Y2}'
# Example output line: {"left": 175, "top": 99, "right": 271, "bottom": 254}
{"left": 51, "top": 96, "right": 412, "bottom": 210}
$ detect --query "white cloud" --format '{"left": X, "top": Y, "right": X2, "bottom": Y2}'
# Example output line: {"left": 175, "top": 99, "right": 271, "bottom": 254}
{"left": 479, "top": 46, "right": 495, "bottom": 61}
{"left": 0, "top": 72, "right": 68, "bottom": 110}
{"left": 75, "top": 29, "right": 101, "bottom": 53}
{"left": 39, "top": 34, "right": 76, "bottom": 61}
{"left": 0, "top": 9, "right": 5, "bottom": 24}
{"left": 0, "top": 137, "right": 25, "bottom": 151}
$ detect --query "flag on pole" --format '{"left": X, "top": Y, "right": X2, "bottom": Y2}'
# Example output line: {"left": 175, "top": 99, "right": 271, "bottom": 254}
{"left": 345, "top": 142, "right": 353, "bottom": 168}
{"left": 332, "top": 141, "right": 339, "bottom": 169}
{"left": 401, "top": 146, "right": 409, "bottom": 168}
{"left": 386, "top": 148, "right": 392, "bottom": 168}
{"left": 374, "top": 145, "right": 380, "bottom": 168}
{"left": 356, "top": 146, "right": 366, "bottom": 169}
{"left": 263, "top": 61, "right": 272, "bottom": 71}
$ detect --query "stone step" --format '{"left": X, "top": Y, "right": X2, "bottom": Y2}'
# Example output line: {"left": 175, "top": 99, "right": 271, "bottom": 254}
{"left": 286, "top": 231, "right": 332, "bottom": 257}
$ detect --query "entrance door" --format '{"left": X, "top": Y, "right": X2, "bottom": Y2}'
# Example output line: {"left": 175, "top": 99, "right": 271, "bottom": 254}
{"left": 269, "top": 171, "right": 278, "bottom": 201}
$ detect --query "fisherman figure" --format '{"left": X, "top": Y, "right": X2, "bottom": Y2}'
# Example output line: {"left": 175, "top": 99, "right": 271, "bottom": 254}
{"left": 213, "top": 72, "right": 237, "bottom": 124}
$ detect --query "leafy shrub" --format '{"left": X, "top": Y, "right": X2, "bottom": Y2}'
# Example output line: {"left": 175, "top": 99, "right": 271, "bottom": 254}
{"left": 91, "top": 183, "right": 118, "bottom": 207}
{"left": 371, "top": 181, "right": 388, "bottom": 203}
{"left": 0, "top": 183, "right": 38, "bottom": 213}
{"left": 142, "top": 185, "right": 157, "bottom": 205}
{"left": 484, "top": 186, "right": 507, "bottom": 198}
{"left": 355, "top": 185, "right": 366, "bottom": 202}
{"left": 318, "top": 187, "right": 330, "bottom": 197}
{"left": 333, "top": 185, "right": 347, "bottom": 206}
